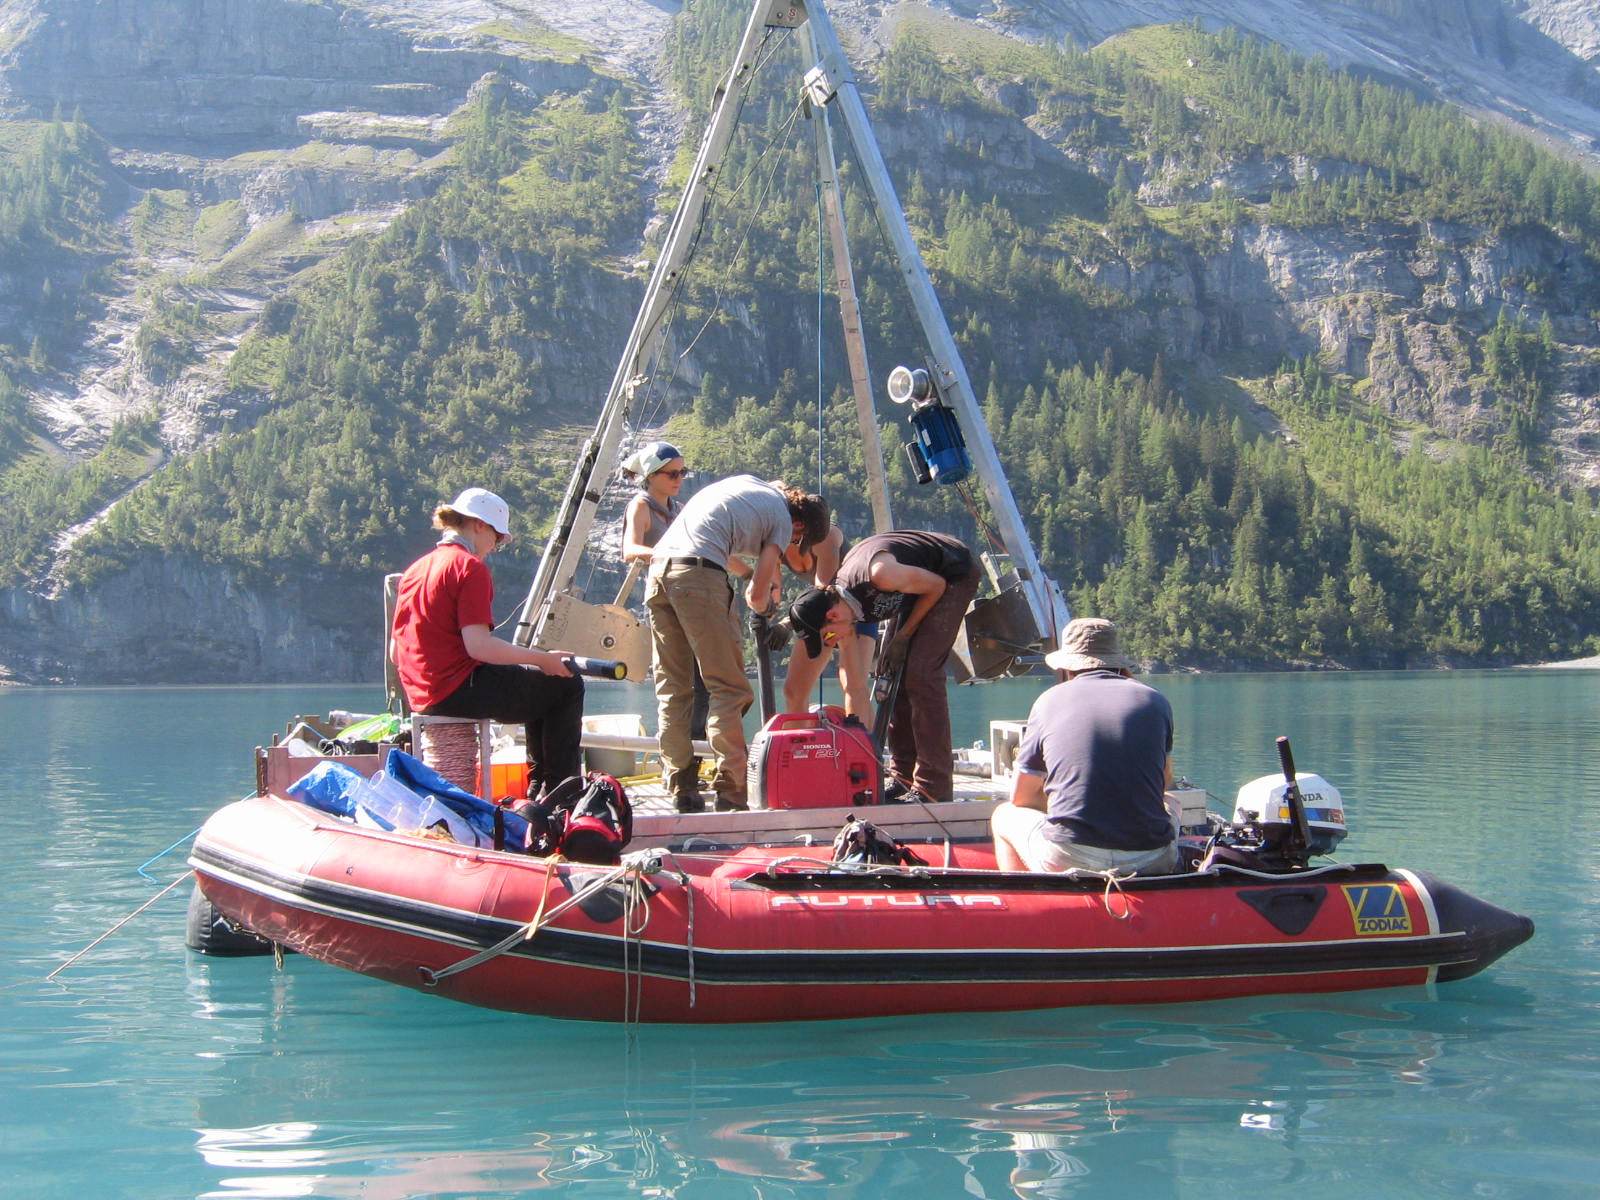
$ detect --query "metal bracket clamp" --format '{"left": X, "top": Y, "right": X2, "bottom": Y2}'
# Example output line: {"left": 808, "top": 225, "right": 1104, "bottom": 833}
{"left": 804, "top": 64, "right": 837, "bottom": 107}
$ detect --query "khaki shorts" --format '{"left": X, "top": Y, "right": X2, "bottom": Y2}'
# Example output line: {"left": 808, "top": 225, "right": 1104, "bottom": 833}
{"left": 991, "top": 802, "right": 1178, "bottom": 876}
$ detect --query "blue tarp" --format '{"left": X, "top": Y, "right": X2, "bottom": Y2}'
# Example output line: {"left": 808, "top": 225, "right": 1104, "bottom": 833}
{"left": 286, "top": 759, "right": 366, "bottom": 818}
{"left": 285, "top": 749, "right": 529, "bottom": 851}
{"left": 376, "top": 748, "right": 530, "bottom": 850}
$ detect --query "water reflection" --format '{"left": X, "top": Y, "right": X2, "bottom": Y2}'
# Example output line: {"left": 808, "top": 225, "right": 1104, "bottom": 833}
{"left": 180, "top": 959, "right": 1535, "bottom": 1197}
{"left": 5, "top": 676, "right": 1589, "bottom": 1199}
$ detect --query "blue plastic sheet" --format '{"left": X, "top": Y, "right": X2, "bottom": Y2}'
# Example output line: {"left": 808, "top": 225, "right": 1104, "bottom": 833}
{"left": 286, "top": 760, "right": 367, "bottom": 818}
{"left": 285, "top": 750, "right": 529, "bottom": 851}
{"left": 376, "top": 748, "right": 530, "bottom": 850}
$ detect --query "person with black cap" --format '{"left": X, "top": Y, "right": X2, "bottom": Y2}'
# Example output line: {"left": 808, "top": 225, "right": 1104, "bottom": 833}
{"left": 779, "top": 521, "right": 873, "bottom": 720}
{"left": 647, "top": 476, "right": 830, "bottom": 811}
{"left": 990, "top": 617, "right": 1178, "bottom": 876}
{"left": 786, "top": 530, "right": 981, "bottom": 803}
{"left": 390, "top": 487, "right": 585, "bottom": 800}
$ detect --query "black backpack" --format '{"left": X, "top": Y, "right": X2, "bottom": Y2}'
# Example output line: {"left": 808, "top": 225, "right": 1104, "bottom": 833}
{"left": 517, "top": 773, "right": 633, "bottom": 864}
{"left": 831, "top": 817, "right": 927, "bottom": 867}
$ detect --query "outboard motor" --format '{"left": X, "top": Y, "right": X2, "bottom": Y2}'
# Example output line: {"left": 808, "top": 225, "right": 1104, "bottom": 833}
{"left": 1233, "top": 772, "right": 1347, "bottom": 857}
{"left": 1191, "top": 738, "right": 1348, "bottom": 873}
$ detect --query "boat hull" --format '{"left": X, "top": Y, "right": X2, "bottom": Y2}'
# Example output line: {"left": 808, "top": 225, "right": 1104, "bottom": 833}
{"left": 191, "top": 796, "right": 1533, "bottom": 1024}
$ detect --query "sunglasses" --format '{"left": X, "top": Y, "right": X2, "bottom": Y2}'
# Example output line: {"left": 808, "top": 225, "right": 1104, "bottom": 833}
{"left": 657, "top": 469, "right": 687, "bottom": 479}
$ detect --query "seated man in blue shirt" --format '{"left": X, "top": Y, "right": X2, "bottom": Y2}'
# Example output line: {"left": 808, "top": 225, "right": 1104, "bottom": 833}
{"left": 991, "top": 617, "right": 1178, "bottom": 876}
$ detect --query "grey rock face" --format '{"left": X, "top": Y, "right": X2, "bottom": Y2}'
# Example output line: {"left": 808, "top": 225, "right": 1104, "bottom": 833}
{"left": 925, "top": 0, "right": 1600, "bottom": 164}
{"left": 0, "top": 555, "right": 377, "bottom": 683}
{"left": 2, "top": 0, "right": 522, "bottom": 148}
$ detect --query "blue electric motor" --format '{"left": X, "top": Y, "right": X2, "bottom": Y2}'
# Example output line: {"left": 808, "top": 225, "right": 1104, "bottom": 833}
{"left": 890, "top": 365, "right": 972, "bottom": 486}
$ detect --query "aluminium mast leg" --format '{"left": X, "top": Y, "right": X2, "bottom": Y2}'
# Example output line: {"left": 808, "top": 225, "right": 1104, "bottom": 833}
{"left": 797, "top": 0, "right": 1063, "bottom": 644}
{"left": 800, "top": 45, "right": 893, "bottom": 534}
{"left": 514, "top": 0, "right": 808, "bottom": 647}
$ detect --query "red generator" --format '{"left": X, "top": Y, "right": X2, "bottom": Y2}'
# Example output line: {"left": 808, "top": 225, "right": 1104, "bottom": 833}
{"left": 748, "top": 709, "right": 881, "bottom": 809}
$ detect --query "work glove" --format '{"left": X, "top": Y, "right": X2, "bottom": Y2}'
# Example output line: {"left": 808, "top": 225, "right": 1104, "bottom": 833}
{"left": 878, "top": 631, "right": 911, "bottom": 676}
{"left": 753, "top": 612, "right": 793, "bottom": 652}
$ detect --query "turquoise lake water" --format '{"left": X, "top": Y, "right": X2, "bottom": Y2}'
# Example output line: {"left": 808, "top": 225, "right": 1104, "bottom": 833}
{"left": 3, "top": 671, "right": 1597, "bottom": 1198}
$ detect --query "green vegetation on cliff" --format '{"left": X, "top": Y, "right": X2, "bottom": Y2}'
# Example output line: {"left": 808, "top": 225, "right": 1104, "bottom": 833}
{"left": 0, "top": 114, "right": 117, "bottom": 407}
{"left": 1020, "top": 357, "right": 1596, "bottom": 665}
{"left": 0, "top": 115, "right": 130, "bottom": 576}
{"left": 68, "top": 80, "right": 648, "bottom": 588}
{"left": 6, "top": 5, "right": 1599, "bottom": 670}
{"left": 0, "top": 115, "right": 115, "bottom": 263}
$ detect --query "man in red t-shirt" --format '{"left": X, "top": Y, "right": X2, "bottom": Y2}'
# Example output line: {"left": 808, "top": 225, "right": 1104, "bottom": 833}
{"left": 390, "top": 487, "right": 584, "bottom": 799}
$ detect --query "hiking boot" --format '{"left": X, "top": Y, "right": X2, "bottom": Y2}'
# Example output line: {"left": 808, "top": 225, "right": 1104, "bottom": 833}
{"left": 667, "top": 761, "right": 705, "bottom": 813}
{"left": 880, "top": 776, "right": 913, "bottom": 804}
{"left": 714, "top": 795, "right": 749, "bottom": 812}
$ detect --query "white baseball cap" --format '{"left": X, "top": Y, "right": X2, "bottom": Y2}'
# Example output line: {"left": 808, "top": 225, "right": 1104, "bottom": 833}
{"left": 445, "top": 487, "right": 512, "bottom": 538}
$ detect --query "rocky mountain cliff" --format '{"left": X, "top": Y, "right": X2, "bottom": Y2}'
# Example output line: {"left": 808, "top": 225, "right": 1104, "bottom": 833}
{"left": 2, "top": 0, "right": 1598, "bottom": 682}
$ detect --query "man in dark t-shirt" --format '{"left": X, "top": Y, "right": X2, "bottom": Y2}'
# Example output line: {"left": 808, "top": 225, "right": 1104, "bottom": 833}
{"left": 991, "top": 617, "right": 1178, "bottom": 876}
{"left": 786, "top": 531, "right": 980, "bottom": 802}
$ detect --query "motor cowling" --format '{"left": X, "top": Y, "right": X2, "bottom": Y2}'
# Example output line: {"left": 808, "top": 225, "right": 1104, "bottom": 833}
{"left": 1233, "top": 772, "right": 1347, "bottom": 856}
{"left": 905, "top": 401, "right": 972, "bottom": 485}
{"left": 890, "top": 364, "right": 972, "bottom": 486}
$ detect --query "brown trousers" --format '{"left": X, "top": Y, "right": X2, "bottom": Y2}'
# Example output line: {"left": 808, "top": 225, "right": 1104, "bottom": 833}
{"left": 885, "top": 560, "right": 982, "bottom": 802}
{"left": 646, "top": 562, "right": 752, "bottom": 805}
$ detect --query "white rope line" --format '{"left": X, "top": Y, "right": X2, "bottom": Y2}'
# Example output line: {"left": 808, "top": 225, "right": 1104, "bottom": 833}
{"left": 45, "top": 871, "right": 193, "bottom": 982}
{"left": 620, "top": 864, "right": 658, "bottom": 1026}
{"left": 1091, "top": 870, "right": 1135, "bottom": 920}
{"left": 521, "top": 856, "right": 559, "bottom": 940}
{"left": 761, "top": 854, "right": 839, "bottom": 873}
{"left": 420, "top": 855, "right": 649, "bottom": 986}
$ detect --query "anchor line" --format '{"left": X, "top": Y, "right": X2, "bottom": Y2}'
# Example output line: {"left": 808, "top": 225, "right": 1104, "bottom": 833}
{"left": 420, "top": 853, "right": 655, "bottom": 986}
{"left": 45, "top": 871, "right": 194, "bottom": 982}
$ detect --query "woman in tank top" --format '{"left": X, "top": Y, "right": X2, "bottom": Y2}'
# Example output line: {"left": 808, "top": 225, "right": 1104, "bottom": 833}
{"left": 619, "top": 440, "right": 710, "bottom": 805}
{"left": 621, "top": 441, "right": 688, "bottom": 561}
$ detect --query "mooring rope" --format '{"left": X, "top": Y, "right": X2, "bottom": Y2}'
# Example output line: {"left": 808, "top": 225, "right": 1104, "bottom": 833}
{"left": 619, "top": 863, "right": 658, "bottom": 1027}
{"left": 1086, "top": 869, "right": 1135, "bottom": 920}
{"left": 522, "top": 855, "right": 559, "bottom": 941}
{"left": 419, "top": 849, "right": 665, "bottom": 987}
{"left": 44, "top": 871, "right": 193, "bottom": 982}
{"left": 136, "top": 828, "right": 202, "bottom": 882}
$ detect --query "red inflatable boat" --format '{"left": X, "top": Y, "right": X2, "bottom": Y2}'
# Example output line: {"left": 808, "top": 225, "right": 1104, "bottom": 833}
{"left": 189, "top": 793, "right": 1533, "bottom": 1024}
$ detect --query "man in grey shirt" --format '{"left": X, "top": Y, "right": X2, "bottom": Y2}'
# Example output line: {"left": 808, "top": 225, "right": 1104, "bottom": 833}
{"left": 648, "top": 475, "right": 828, "bottom": 811}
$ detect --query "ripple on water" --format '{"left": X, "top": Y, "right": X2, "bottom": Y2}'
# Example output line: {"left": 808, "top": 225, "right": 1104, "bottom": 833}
{"left": 2, "top": 675, "right": 1596, "bottom": 1199}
